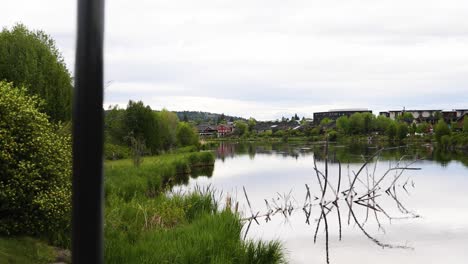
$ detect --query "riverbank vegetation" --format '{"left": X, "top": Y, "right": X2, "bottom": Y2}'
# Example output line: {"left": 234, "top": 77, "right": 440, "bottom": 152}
{"left": 210, "top": 112, "right": 468, "bottom": 151}
{"left": 105, "top": 153, "right": 285, "bottom": 263}
{"left": 0, "top": 24, "right": 285, "bottom": 263}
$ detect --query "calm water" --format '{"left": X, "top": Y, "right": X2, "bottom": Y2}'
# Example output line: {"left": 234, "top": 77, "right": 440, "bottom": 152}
{"left": 180, "top": 142, "right": 468, "bottom": 264}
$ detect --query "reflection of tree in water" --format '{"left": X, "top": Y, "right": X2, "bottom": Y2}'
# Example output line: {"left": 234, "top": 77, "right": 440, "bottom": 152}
{"left": 238, "top": 146, "right": 421, "bottom": 264}
{"left": 191, "top": 165, "right": 214, "bottom": 178}
{"left": 213, "top": 141, "right": 468, "bottom": 168}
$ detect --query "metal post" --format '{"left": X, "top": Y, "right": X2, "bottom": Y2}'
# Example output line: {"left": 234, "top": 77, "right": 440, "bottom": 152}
{"left": 72, "top": 0, "right": 105, "bottom": 263}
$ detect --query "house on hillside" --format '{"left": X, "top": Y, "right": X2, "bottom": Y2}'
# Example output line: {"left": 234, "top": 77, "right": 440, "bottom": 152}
{"left": 217, "top": 124, "right": 234, "bottom": 137}
{"left": 197, "top": 124, "right": 217, "bottom": 136}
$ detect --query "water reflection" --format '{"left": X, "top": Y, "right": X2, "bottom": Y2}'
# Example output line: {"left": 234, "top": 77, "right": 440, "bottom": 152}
{"left": 184, "top": 142, "right": 468, "bottom": 264}
{"left": 214, "top": 141, "right": 468, "bottom": 167}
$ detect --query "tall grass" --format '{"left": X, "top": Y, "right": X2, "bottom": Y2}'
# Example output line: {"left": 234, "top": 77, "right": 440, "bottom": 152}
{"left": 105, "top": 193, "right": 285, "bottom": 264}
{"left": 0, "top": 237, "right": 56, "bottom": 264}
{"left": 105, "top": 152, "right": 215, "bottom": 201}
{"left": 104, "top": 152, "right": 286, "bottom": 263}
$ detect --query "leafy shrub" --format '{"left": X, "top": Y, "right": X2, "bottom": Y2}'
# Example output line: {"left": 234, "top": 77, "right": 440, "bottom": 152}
{"left": 196, "top": 152, "right": 215, "bottom": 165}
{"left": 104, "top": 143, "right": 131, "bottom": 160}
{"left": 0, "top": 82, "right": 71, "bottom": 246}
{"left": 328, "top": 131, "right": 338, "bottom": 142}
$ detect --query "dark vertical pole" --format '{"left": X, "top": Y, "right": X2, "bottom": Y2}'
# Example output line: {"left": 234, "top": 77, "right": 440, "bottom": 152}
{"left": 73, "top": 0, "right": 105, "bottom": 263}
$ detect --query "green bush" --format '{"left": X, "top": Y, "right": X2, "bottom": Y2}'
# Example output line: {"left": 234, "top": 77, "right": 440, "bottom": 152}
{"left": 0, "top": 82, "right": 71, "bottom": 246}
{"left": 328, "top": 131, "right": 338, "bottom": 142}
{"left": 104, "top": 143, "right": 131, "bottom": 160}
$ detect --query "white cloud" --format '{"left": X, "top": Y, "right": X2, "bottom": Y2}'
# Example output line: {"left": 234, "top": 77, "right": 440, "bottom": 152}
{"left": 2, "top": 0, "right": 468, "bottom": 119}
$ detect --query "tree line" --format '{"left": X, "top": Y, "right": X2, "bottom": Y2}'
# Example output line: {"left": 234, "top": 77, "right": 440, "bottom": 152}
{"left": 105, "top": 101, "right": 199, "bottom": 158}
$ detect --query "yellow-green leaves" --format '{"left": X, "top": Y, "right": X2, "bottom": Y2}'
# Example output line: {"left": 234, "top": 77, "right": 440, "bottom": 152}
{"left": 0, "top": 81, "right": 71, "bottom": 247}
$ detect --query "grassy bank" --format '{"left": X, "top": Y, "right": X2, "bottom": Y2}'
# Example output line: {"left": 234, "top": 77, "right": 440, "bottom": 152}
{"left": 0, "top": 237, "right": 57, "bottom": 264}
{"left": 104, "top": 151, "right": 286, "bottom": 263}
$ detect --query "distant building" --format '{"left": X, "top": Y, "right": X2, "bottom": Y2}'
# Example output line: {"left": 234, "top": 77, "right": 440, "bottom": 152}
{"left": 457, "top": 113, "right": 467, "bottom": 128}
{"left": 387, "top": 109, "right": 466, "bottom": 124}
{"left": 442, "top": 111, "right": 458, "bottom": 123}
{"left": 313, "top": 109, "right": 372, "bottom": 125}
{"left": 379, "top": 111, "right": 390, "bottom": 118}
{"left": 197, "top": 124, "right": 217, "bottom": 136}
{"left": 388, "top": 109, "right": 442, "bottom": 124}
{"left": 455, "top": 109, "right": 468, "bottom": 118}
{"left": 217, "top": 124, "right": 234, "bottom": 137}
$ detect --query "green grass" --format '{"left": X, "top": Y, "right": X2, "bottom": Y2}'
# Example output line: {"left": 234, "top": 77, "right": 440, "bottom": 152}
{"left": 104, "top": 151, "right": 286, "bottom": 263}
{"left": 104, "top": 152, "right": 215, "bottom": 201}
{"left": 105, "top": 192, "right": 285, "bottom": 264}
{"left": 0, "top": 237, "right": 56, "bottom": 264}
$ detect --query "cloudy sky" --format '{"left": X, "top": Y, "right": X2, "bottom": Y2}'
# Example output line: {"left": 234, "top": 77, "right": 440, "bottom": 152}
{"left": 3, "top": 0, "right": 468, "bottom": 120}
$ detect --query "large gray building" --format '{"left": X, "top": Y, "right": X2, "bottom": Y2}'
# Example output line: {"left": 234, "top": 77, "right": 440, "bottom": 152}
{"left": 313, "top": 109, "right": 372, "bottom": 125}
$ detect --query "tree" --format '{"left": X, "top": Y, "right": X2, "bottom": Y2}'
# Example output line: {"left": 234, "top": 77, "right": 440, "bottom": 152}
{"left": 183, "top": 113, "right": 189, "bottom": 122}
{"left": 374, "top": 115, "right": 391, "bottom": 134}
{"left": 464, "top": 116, "right": 468, "bottom": 133}
{"left": 234, "top": 120, "right": 248, "bottom": 136}
{"left": 320, "top": 117, "right": 332, "bottom": 126}
{"left": 157, "top": 109, "right": 179, "bottom": 151}
{"left": 362, "top": 113, "right": 375, "bottom": 134}
{"left": 0, "top": 81, "right": 71, "bottom": 245}
{"left": 0, "top": 24, "right": 73, "bottom": 122}
{"left": 349, "top": 113, "right": 364, "bottom": 134}
{"left": 248, "top": 118, "right": 256, "bottom": 133}
{"left": 435, "top": 119, "right": 451, "bottom": 143}
{"left": 398, "top": 112, "right": 414, "bottom": 123}
{"left": 125, "top": 100, "right": 159, "bottom": 153}
{"left": 105, "top": 105, "right": 127, "bottom": 145}
{"left": 416, "top": 122, "right": 430, "bottom": 134}
{"left": 336, "top": 116, "right": 350, "bottom": 135}
{"left": 176, "top": 122, "right": 199, "bottom": 147}
{"left": 396, "top": 122, "right": 408, "bottom": 141}
{"left": 294, "top": 113, "right": 299, "bottom": 121}
{"left": 386, "top": 122, "right": 397, "bottom": 141}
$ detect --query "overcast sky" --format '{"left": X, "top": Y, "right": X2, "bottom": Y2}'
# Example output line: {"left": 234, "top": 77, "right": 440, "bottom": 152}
{"left": 3, "top": 0, "right": 468, "bottom": 120}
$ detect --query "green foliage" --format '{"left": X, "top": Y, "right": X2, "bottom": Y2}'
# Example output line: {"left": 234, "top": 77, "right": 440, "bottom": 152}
{"left": 396, "top": 122, "right": 408, "bottom": 141}
{"left": 336, "top": 116, "right": 350, "bottom": 134}
{"left": 0, "top": 82, "right": 71, "bottom": 246}
{"left": 328, "top": 131, "right": 338, "bottom": 142}
{"left": 386, "top": 122, "right": 397, "bottom": 141}
{"left": 234, "top": 120, "right": 248, "bottom": 137}
{"left": 416, "top": 122, "right": 430, "bottom": 134}
{"left": 0, "top": 24, "right": 72, "bottom": 122}
{"left": 440, "top": 135, "right": 452, "bottom": 150}
{"left": 435, "top": 119, "right": 451, "bottom": 143}
{"left": 362, "top": 113, "right": 375, "bottom": 133}
{"left": 105, "top": 105, "right": 127, "bottom": 144}
{"left": 374, "top": 115, "right": 392, "bottom": 133}
{"left": 104, "top": 143, "right": 131, "bottom": 160}
{"left": 398, "top": 112, "right": 414, "bottom": 123}
{"left": 247, "top": 118, "right": 256, "bottom": 133}
{"left": 349, "top": 113, "right": 364, "bottom": 134}
{"left": 320, "top": 117, "right": 332, "bottom": 126}
{"left": 0, "top": 237, "right": 57, "bottom": 264}
{"left": 105, "top": 193, "right": 284, "bottom": 264}
{"left": 125, "top": 100, "right": 159, "bottom": 154}
{"left": 104, "top": 152, "right": 283, "bottom": 263}
{"left": 157, "top": 109, "right": 179, "bottom": 151}
{"left": 464, "top": 116, "right": 468, "bottom": 133}
{"left": 104, "top": 102, "right": 196, "bottom": 157}
{"left": 177, "top": 122, "right": 199, "bottom": 147}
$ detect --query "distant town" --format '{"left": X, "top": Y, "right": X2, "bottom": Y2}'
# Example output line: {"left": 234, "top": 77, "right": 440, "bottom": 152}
{"left": 188, "top": 108, "right": 468, "bottom": 137}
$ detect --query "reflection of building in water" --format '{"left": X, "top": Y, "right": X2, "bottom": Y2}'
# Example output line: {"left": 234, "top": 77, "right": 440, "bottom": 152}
{"left": 216, "top": 142, "right": 236, "bottom": 160}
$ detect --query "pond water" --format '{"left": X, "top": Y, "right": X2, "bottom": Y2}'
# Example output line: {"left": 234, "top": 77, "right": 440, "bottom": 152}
{"left": 180, "top": 142, "right": 468, "bottom": 264}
